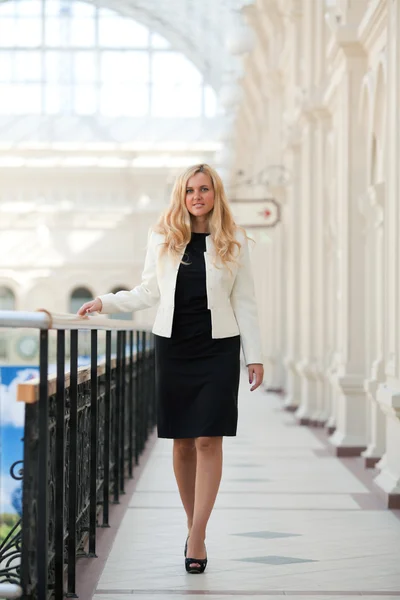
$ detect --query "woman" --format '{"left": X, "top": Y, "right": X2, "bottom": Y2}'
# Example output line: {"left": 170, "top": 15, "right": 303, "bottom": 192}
{"left": 77, "top": 164, "right": 264, "bottom": 574}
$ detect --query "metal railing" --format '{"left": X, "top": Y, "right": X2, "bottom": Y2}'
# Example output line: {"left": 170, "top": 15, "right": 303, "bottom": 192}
{"left": 0, "top": 310, "right": 156, "bottom": 600}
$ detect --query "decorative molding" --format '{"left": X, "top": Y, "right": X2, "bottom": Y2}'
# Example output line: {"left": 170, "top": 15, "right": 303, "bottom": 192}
{"left": 333, "top": 372, "right": 366, "bottom": 396}
{"left": 326, "top": 24, "right": 365, "bottom": 64}
{"left": 358, "top": 0, "right": 388, "bottom": 53}
{"left": 377, "top": 383, "right": 400, "bottom": 422}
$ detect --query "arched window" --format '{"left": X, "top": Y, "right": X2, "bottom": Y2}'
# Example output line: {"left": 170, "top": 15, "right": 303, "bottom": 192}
{"left": 0, "top": 0, "right": 217, "bottom": 118}
{"left": 0, "top": 286, "right": 16, "bottom": 310}
{"left": 109, "top": 286, "right": 133, "bottom": 321}
{"left": 70, "top": 286, "right": 92, "bottom": 314}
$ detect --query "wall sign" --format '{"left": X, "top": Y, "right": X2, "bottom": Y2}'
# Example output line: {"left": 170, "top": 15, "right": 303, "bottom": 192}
{"left": 230, "top": 198, "right": 281, "bottom": 228}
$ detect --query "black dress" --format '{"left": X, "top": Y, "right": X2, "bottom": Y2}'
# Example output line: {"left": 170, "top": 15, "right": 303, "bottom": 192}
{"left": 154, "top": 232, "right": 241, "bottom": 439}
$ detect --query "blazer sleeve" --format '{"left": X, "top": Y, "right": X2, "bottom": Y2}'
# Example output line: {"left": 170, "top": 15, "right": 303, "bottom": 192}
{"left": 230, "top": 233, "right": 264, "bottom": 366}
{"left": 97, "top": 229, "right": 160, "bottom": 314}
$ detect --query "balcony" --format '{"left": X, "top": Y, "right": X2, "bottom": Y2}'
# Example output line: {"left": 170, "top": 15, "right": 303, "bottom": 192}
{"left": 0, "top": 310, "right": 156, "bottom": 599}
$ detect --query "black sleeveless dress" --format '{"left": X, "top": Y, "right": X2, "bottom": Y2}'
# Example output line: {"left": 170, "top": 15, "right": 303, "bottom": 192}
{"left": 154, "top": 232, "right": 241, "bottom": 439}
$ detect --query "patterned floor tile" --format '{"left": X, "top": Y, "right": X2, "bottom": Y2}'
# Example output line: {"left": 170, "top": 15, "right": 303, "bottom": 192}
{"left": 234, "top": 555, "right": 317, "bottom": 565}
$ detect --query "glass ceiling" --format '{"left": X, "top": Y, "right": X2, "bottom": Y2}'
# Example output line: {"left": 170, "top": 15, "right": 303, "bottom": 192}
{"left": 0, "top": 0, "right": 249, "bottom": 154}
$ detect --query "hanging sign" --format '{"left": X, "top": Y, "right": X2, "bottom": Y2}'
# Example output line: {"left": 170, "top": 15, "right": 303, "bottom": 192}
{"left": 229, "top": 198, "right": 281, "bottom": 228}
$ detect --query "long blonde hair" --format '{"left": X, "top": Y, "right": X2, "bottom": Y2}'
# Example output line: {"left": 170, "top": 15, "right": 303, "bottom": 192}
{"left": 154, "top": 164, "right": 244, "bottom": 266}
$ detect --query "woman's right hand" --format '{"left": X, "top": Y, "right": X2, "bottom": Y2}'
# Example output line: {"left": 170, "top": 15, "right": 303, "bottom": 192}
{"left": 77, "top": 298, "right": 102, "bottom": 316}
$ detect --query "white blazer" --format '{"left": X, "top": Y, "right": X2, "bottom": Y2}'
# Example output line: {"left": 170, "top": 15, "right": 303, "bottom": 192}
{"left": 98, "top": 229, "right": 264, "bottom": 366}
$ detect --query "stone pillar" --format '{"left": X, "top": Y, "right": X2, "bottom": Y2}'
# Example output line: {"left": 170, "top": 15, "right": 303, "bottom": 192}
{"left": 294, "top": 3, "right": 321, "bottom": 425}
{"left": 328, "top": 35, "right": 368, "bottom": 455}
{"left": 282, "top": 1, "right": 303, "bottom": 412}
{"left": 311, "top": 111, "right": 331, "bottom": 426}
{"left": 324, "top": 128, "right": 340, "bottom": 435}
{"left": 282, "top": 129, "right": 302, "bottom": 410}
{"left": 361, "top": 183, "right": 386, "bottom": 468}
{"left": 295, "top": 109, "right": 320, "bottom": 425}
{"left": 375, "top": 0, "right": 400, "bottom": 508}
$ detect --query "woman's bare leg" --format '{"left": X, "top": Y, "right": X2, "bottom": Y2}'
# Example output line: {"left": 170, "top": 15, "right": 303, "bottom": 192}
{"left": 173, "top": 438, "right": 197, "bottom": 533}
{"left": 187, "top": 436, "right": 223, "bottom": 566}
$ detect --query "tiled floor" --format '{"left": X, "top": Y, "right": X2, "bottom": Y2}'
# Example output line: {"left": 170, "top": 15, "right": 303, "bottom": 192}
{"left": 92, "top": 369, "right": 400, "bottom": 600}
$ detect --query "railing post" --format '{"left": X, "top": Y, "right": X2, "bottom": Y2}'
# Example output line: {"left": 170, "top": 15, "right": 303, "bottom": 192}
{"left": 102, "top": 330, "right": 112, "bottom": 527}
{"left": 88, "top": 329, "right": 98, "bottom": 557}
{"left": 67, "top": 330, "right": 78, "bottom": 598}
{"left": 120, "top": 330, "right": 126, "bottom": 493}
{"left": 134, "top": 331, "right": 140, "bottom": 466}
{"left": 55, "top": 329, "right": 66, "bottom": 600}
{"left": 37, "top": 330, "right": 49, "bottom": 600}
{"left": 128, "top": 330, "right": 134, "bottom": 478}
{"left": 113, "top": 331, "right": 122, "bottom": 504}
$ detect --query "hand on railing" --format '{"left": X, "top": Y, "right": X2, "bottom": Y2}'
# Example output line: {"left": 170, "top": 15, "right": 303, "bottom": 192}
{"left": 77, "top": 298, "right": 103, "bottom": 316}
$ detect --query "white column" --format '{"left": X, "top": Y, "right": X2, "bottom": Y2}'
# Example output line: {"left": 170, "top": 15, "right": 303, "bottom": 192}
{"left": 324, "top": 129, "right": 340, "bottom": 435}
{"left": 361, "top": 183, "right": 386, "bottom": 468}
{"left": 329, "top": 44, "right": 368, "bottom": 455}
{"left": 283, "top": 136, "right": 302, "bottom": 410}
{"left": 282, "top": 1, "right": 303, "bottom": 411}
{"left": 311, "top": 112, "right": 331, "bottom": 425}
{"left": 294, "top": 3, "right": 321, "bottom": 425}
{"left": 295, "top": 112, "right": 320, "bottom": 425}
{"left": 375, "top": 0, "right": 400, "bottom": 507}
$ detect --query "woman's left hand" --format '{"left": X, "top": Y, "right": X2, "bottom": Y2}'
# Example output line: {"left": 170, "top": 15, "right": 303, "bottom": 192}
{"left": 248, "top": 364, "right": 264, "bottom": 391}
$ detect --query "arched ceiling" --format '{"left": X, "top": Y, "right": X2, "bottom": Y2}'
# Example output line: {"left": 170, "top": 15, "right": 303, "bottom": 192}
{"left": 0, "top": 0, "right": 252, "bottom": 157}
{"left": 91, "top": 0, "right": 251, "bottom": 90}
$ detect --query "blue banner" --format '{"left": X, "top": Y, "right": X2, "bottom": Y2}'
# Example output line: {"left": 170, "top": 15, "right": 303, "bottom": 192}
{"left": 0, "top": 366, "right": 38, "bottom": 539}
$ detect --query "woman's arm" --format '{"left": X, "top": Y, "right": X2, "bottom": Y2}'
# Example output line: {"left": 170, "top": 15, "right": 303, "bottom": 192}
{"left": 97, "top": 230, "right": 160, "bottom": 315}
{"left": 230, "top": 233, "right": 264, "bottom": 367}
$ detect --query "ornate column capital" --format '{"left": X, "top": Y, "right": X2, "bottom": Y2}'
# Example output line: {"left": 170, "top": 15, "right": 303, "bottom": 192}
{"left": 377, "top": 383, "right": 400, "bottom": 422}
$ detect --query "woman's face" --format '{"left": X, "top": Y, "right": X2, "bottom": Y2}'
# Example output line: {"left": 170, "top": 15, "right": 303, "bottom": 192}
{"left": 185, "top": 171, "right": 215, "bottom": 218}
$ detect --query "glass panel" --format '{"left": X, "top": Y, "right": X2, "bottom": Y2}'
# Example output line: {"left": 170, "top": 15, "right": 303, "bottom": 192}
{"left": 99, "top": 16, "right": 149, "bottom": 47}
{"left": 101, "top": 51, "right": 149, "bottom": 84}
{"left": 74, "top": 84, "right": 97, "bottom": 114}
{"left": 100, "top": 84, "right": 148, "bottom": 117}
{"left": 45, "top": 17, "right": 68, "bottom": 47}
{"left": 152, "top": 52, "right": 202, "bottom": 86}
{"left": 204, "top": 84, "right": 217, "bottom": 117}
{"left": 45, "top": 0, "right": 68, "bottom": 16}
{"left": 12, "top": 83, "right": 42, "bottom": 113}
{"left": 73, "top": 51, "right": 96, "bottom": 83}
{"left": 46, "top": 51, "right": 72, "bottom": 85}
{"left": 45, "top": 83, "right": 71, "bottom": 113}
{"left": 151, "top": 33, "right": 170, "bottom": 49}
{"left": 98, "top": 7, "right": 115, "bottom": 19}
{"left": 71, "top": 1, "right": 96, "bottom": 17}
{"left": 70, "top": 287, "right": 92, "bottom": 313}
{"left": 15, "top": 51, "right": 42, "bottom": 82}
{"left": 0, "top": 18, "right": 16, "bottom": 47}
{"left": 0, "top": 84, "right": 16, "bottom": 113}
{"left": 15, "top": 0, "right": 42, "bottom": 16}
{"left": 70, "top": 17, "right": 95, "bottom": 46}
{"left": 0, "top": 2, "right": 15, "bottom": 16}
{"left": 152, "top": 84, "right": 202, "bottom": 118}
{"left": 15, "top": 17, "right": 42, "bottom": 47}
{"left": 0, "top": 287, "right": 15, "bottom": 310}
{"left": 0, "top": 52, "right": 13, "bottom": 82}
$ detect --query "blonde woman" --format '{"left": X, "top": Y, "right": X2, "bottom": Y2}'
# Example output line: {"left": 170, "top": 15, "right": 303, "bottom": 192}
{"left": 77, "top": 164, "right": 264, "bottom": 574}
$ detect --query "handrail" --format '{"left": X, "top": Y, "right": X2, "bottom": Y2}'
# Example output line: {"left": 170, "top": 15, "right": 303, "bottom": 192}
{"left": 0, "top": 583, "right": 22, "bottom": 599}
{"left": 17, "top": 354, "right": 136, "bottom": 404}
{"left": 0, "top": 310, "right": 149, "bottom": 331}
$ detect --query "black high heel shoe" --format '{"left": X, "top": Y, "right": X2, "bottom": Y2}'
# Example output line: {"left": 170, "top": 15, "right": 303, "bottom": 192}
{"left": 185, "top": 543, "right": 207, "bottom": 574}
{"left": 184, "top": 536, "right": 189, "bottom": 558}
{"left": 185, "top": 556, "right": 207, "bottom": 574}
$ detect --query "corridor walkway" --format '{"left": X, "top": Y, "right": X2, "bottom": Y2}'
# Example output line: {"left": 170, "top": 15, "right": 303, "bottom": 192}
{"left": 92, "top": 371, "right": 400, "bottom": 599}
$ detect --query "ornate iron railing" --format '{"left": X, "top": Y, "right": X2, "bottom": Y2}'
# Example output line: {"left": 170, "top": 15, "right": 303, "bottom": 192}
{"left": 0, "top": 311, "right": 156, "bottom": 600}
